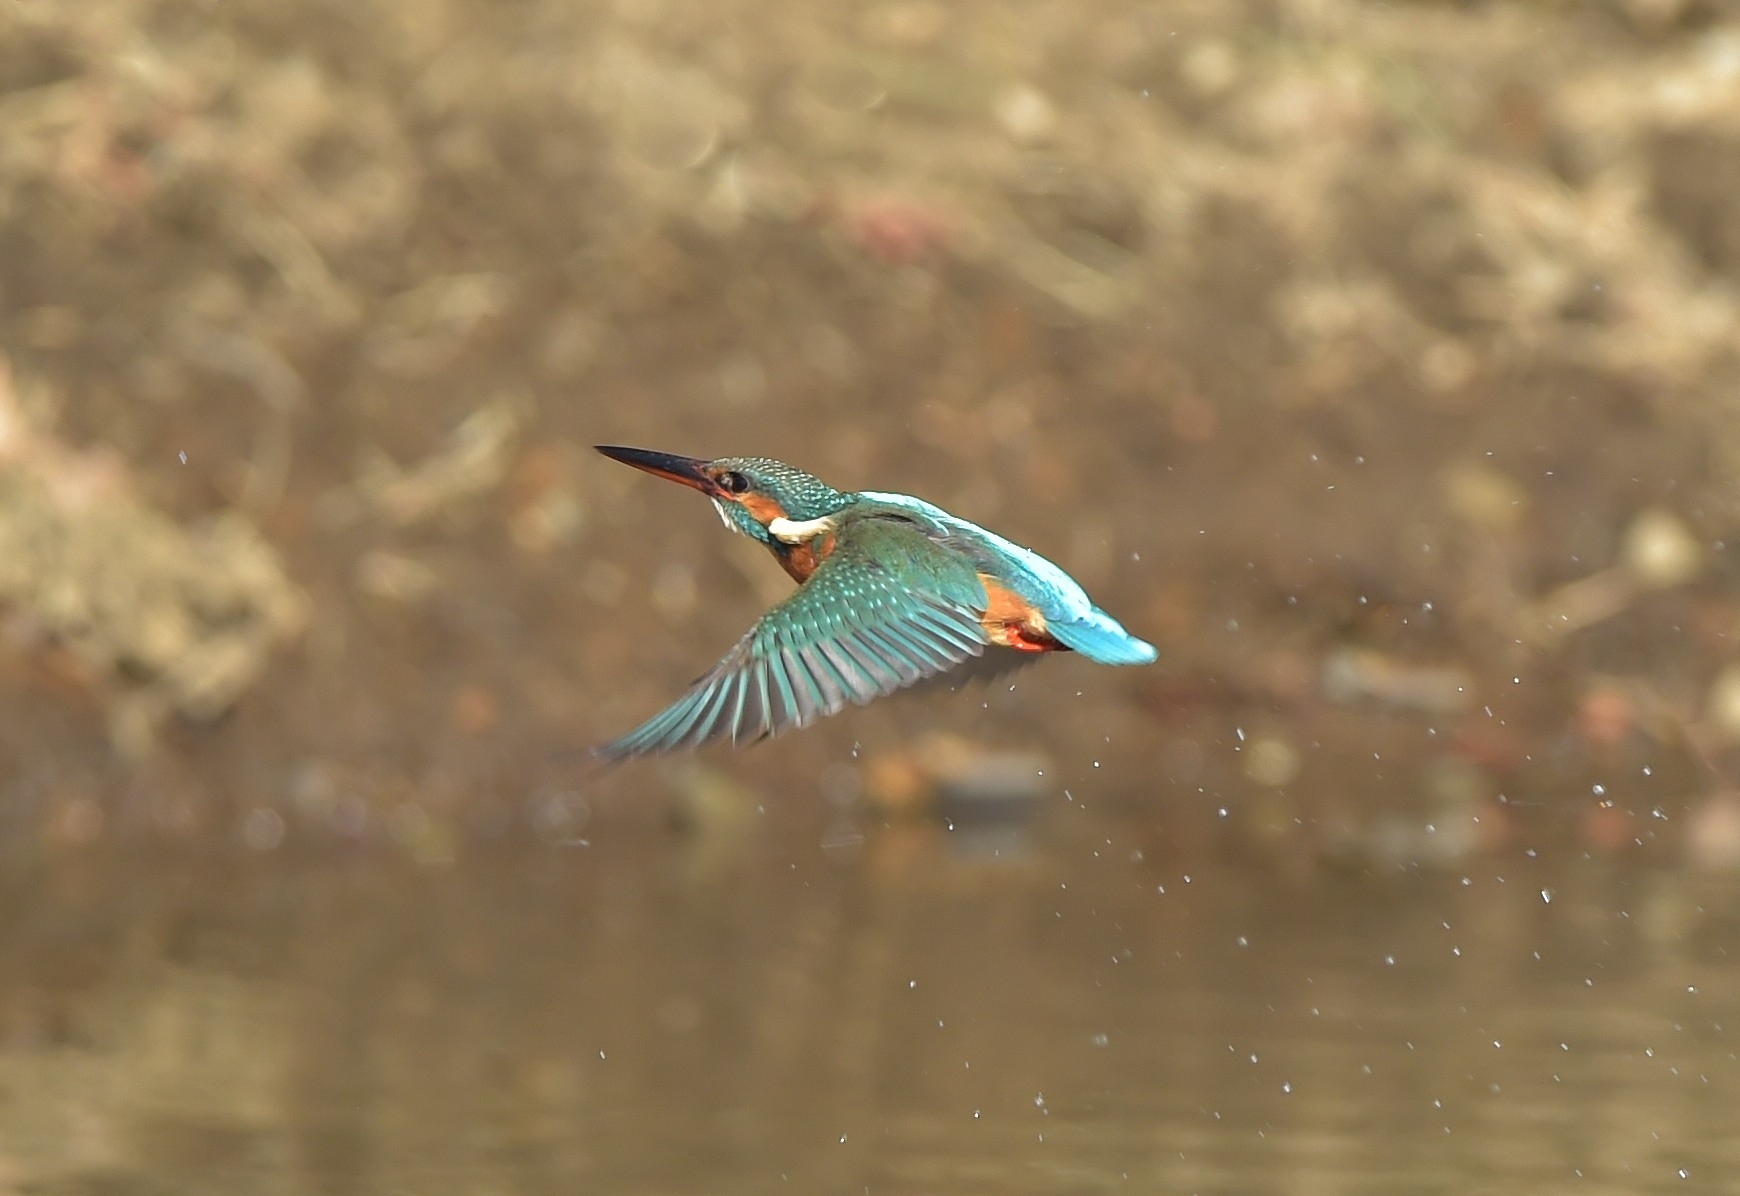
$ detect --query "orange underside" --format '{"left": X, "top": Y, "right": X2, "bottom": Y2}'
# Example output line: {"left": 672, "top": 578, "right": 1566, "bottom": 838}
{"left": 979, "top": 576, "right": 1060, "bottom": 653}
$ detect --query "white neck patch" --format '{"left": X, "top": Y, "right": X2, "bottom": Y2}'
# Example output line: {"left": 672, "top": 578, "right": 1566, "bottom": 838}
{"left": 711, "top": 499, "right": 742, "bottom": 535}
{"left": 768, "top": 515, "right": 834, "bottom": 544}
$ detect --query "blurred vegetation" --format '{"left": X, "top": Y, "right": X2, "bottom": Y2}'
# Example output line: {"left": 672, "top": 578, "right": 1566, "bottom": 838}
{"left": 1, "top": 0, "right": 1740, "bottom": 868}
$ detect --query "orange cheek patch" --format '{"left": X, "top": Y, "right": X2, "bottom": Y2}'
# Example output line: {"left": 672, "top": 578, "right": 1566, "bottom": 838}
{"left": 739, "top": 494, "right": 788, "bottom": 524}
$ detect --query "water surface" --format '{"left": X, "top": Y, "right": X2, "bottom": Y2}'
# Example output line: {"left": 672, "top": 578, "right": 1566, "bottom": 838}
{"left": 2, "top": 816, "right": 1736, "bottom": 1194}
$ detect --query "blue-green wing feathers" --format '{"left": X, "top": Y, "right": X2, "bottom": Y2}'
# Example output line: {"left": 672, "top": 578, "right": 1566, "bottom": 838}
{"left": 593, "top": 519, "right": 990, "bottom": 763}
{"left": 1047, "top": 609, "right": 1159, "bottom": 665}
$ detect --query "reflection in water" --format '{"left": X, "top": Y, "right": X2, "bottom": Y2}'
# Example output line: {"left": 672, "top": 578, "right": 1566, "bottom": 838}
{"left": 1, "top": 815, "right": 1737, "bottom": 1195}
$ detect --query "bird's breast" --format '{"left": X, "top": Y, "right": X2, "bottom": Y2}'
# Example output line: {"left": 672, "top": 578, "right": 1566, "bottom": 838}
{"left": 773, "top": 528, "right": 839, "bottom": 583}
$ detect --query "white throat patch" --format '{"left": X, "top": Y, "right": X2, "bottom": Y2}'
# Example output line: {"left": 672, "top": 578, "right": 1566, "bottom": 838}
{"left": 768, "top": 515, "right": 834, "bottom": 544}
{"left": 711, "top": 499, "right": 741, "bottom": 535}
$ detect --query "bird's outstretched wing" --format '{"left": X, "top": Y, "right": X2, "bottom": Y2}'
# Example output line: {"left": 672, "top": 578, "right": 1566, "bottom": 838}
{"left": 593, "top": 517, "right": 990, "bottom": 762}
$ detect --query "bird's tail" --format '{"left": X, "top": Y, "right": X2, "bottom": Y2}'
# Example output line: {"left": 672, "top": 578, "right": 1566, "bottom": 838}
{"left": 1049, "top": 608, "right": 1159, "bottom": 665}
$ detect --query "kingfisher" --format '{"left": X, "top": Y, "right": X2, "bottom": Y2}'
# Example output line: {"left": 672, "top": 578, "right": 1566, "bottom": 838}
{"left": 592, "top": 445, "right": 1157, "bottom": 762}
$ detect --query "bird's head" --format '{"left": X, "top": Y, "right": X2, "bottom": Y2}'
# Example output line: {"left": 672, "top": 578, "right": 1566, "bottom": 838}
{"left": 595, "top": 445, "right": 853, "bottom": 545}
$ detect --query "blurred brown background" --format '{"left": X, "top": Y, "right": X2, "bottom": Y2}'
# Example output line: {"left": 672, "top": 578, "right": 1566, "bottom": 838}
{"left": 3, "top": 0, "right": 1740, "bottom": 1191}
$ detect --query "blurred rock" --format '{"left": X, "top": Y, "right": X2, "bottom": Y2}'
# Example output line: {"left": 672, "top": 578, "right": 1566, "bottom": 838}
{"left": 1320, "top": 648, "right": 1474, "bottom": 715}
{"left": 664, "top": 766, "right": 763, "bottom": 879}
{"left": 1169, "top": 393, "right": 1218, "bottom": 443}
{"left": 1242, "top": 734, "right": 1301, "bottom": 787}
{"left": 863, "top": 750, "right": 931, "bottom": 818}
{"left": 993, "top": 84, "right": 1057, "bottom": 144}
{"left": 864, "top": 2, "right": 949, "bottom": 48}
{"left": 864, "top": 733, "right": 1050, "bottom": 824}
{"left": 835, "top": 193, "right": 958, "bottom": 264}
{"left": 1366, "top": 808, "right": 1483, "bottom": 870}
{"left": 1442, "top": 461, "right": 1528, "bottom": 535}
{"left": 1577, "top": 682, "right": 1638, "bottom": 749}
{"left": 388, "top": 801, "right": 458, "bottom": 866}
{"left": 1706, "top": 664, "right": 1740, "bottom": 742}
{"left": 1581, "top": 802, "right": 1641, "bottom": 856}
{"left": 322, "top": 399, "right": 520, "bottom": 529}
{"left": 0, "top": 361, "right": 306, "bottom": 753}
{"left": 239, "top": 805, "right": 287, "bottom": 852}
{"left": 365, "top": 274, "right": 513, "bottom": 376}
{"left": 505, "top": 443, "right": 586, "bottom": 557}
{"left": 449, "top": 684, "right": 500, "bottom": 737}
{"left": 593, "top": 46, "right": 743, "bottom": 173}
{"left": 1182, "top": 40, "right": 1239, "bottom": 97}
{"left": 1623, "top": 506, "right": 1703, "bottom": 589}
{"left": 1422, "top": 754, "right": 1492, "bottom": 812}
{"left": 42, "top": 792, "right": 104, "bottom": 848}
{"left": 1686, "top": 793, "right": 1740, "bottom": 871}
{"left": 1524, "top": 570, "right": 1639, "bottom": 644}
{"left": 355, "top": 550, "right": 439, "bottom": 603}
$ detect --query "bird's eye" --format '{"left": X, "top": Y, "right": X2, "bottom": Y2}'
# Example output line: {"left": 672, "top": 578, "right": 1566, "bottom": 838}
{"left": 718, "top": 471, "right": 750, "bottom": 495}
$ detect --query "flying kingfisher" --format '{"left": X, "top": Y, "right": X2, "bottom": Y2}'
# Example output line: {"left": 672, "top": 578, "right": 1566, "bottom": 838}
{"left": 592, "top": 445, "right": 1157, "bottom": 762}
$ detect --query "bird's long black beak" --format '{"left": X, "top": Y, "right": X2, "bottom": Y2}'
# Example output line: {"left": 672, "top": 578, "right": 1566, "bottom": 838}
{"left": 595, "top": 445, "right": 720, "bottom": 496}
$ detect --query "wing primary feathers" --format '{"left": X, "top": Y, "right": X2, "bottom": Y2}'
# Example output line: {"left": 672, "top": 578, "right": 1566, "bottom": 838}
{"left": 641, "top": 698, "right": 699, "bottom": 755}
{"left": 722, "top": 671, "right": 751, "bottom": 745}
{"left": 817, "top": 640, "right": 877, "bottom": 704}
{"left": 872, "top": 625, "right": 934, "bottom": 681}
{"left": 803, "top": 651, "right": 839, "bottom": 718}
{"left": 681, "top": 679, "right": 733, "bottom": 749}
{"left": 766, "top": 649, "right": 802, "bottom": 727}
{"left": 796, "top": 645, "right": 848, "bottom": 714}
{"left": 904, "top": 615, "right": 969, "bottom": 658}
{"left": 914, "top": 604, "right": 986, "bottom": 652}
{"left": 749, "top": 660, "right": 773, "bottom": 741}
{"left": 897, "top": 628, "right": 957, "bottom": 671}
{"left": 847, "top": 628, "right": 907, "bottom": 683}
{"left": 859, "top": 625, "right": 928, "bottom": 681}
{"left": 835, "top": 633, "right": 899, "bottom": 691}
{"left": 797, "top": 643, "right": 841, "bottom": 708}
{"left": 592, "top": 512, "right": 1006, "bottom": 763}
{"left": 654, "top": 696, "right": 701, "bottom": 752}
{"left": 807, "top": 637, "right": 869, "bottom": 707}
{"left": 782, "top": 648, "right": 818, "bottom": 723}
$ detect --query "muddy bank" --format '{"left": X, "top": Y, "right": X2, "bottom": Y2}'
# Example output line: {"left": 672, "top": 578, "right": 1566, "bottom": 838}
{"left": 0, "top": 0, "right": 1738, "bottom": 866}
